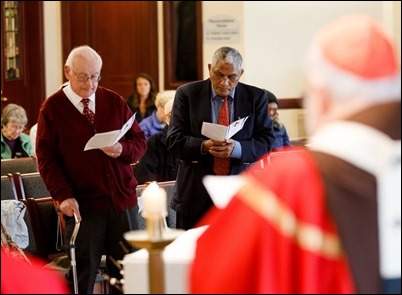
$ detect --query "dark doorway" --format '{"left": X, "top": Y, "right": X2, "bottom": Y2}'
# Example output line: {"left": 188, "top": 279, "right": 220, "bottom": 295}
{"left": 61, "top": 1, "right": 159, "bottom": 98}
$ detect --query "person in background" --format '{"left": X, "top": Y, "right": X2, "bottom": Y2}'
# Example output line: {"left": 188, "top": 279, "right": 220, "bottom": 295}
{"left": 1, "top": 103, "right": 34, "bottom": 159}
{"left": 265, "top": 89, "right": 291, "bottom": 151}
{"left": 190, "top": 15, "right": 401, "bottom": 294}
{"left": 167, "top": 46, "right": 275, "bottom": 230}
{"left": 139, "top": 90, "right": 173, "bottom": 139}
{"left": 36, "top": 45, "right": 147, "bottom": 294}
{"left": 135, "top": 90, "right": 178, "bottom": 184}
{"left": 29, "top": 122, "right": 37, "bottom": 156}
{"left": 125, "top": 72, "right": 157, "bottom": 123}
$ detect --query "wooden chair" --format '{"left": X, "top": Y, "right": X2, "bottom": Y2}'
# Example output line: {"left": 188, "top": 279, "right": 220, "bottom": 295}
{"left": 21, "top": 196, "right": 109, "bottom": 293}
{"left": 1, "top": 157, "right": 38, "bottom": 176}
{"left": 21, "top": 197, "right": 63, "bottom": 260}
{"left": 130, "top": 161, "right": 139, "bottom": 175}
{"left": 10, "top": 170, "right": 110, "bottom": 293}
{"left": 14, "top": 172, "right": 51, "bottom": 200}
{"left": 11, "top": 172, "right": 61, "bottom": 259}
{"left": 1, "top": 173, "right": 18, "bottom": 200}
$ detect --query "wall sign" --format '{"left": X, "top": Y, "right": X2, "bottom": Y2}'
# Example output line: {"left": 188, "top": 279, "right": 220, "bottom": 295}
{"left": 204, "top": 15, "right": 240, "bottom": 43}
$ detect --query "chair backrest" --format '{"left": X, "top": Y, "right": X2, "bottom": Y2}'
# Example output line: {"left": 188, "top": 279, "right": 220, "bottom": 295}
{"left": 135, "top": 184, "right": 148, "bottom": 230}
{"left": 131, "top": 161, "right": 139, "bottom": 175}
{"left": 21, "top": 197, "right": 63, "bottom": 260}
{"left": 23, "top": 204, "right": 38, "bottom": 256}
{"left": 135, "top": 181, "right": 176, "bottom": 230}
{"left": 1, "top": 173, "right": 18, "bottom": 200}
{"left": 1, "top": 157, "right": 38, "bottom": 176}
{"left": 158, "top": 180, "right": 176, "bottom": 228}
{"left": 15, "top": 172, "right": 51, "bottom": 200}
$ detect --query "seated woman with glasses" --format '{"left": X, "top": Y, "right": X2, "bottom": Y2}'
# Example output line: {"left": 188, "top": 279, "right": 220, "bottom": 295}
{"left": 1, "top": 103, "right": 34, "bottom": 159}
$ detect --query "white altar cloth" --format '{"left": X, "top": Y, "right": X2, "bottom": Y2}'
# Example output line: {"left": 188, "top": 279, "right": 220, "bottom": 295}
{"left": 122, "top": 225, "right": 207, "bottom": 294}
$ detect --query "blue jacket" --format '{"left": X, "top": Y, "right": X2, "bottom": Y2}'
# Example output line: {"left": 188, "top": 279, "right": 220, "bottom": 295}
{"left": 139, "top": 110, "right": 166, "bottom": 139}
{"left": 272, "top": 124, "right": 291, "bottom": 151}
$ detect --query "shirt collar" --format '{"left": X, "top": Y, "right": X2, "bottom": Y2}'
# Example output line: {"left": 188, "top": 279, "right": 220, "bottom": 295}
{"left": 63, "top": 84, "right": 95, "bottom": 107}
{"left": 211, "top": 89, "right": 235, "bottom": 101}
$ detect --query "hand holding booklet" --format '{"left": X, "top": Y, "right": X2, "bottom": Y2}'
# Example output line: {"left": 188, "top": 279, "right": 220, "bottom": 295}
{"left": 201, "top": 116, "right": 248, "bottom": 141}
{"left": 84, "top": 113, "right": 136, "bottom": 151}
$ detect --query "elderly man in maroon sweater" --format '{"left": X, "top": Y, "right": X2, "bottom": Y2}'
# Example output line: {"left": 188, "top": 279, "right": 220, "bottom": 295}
{"left": 36, "top": 45, "right": 147, "bottom": 294}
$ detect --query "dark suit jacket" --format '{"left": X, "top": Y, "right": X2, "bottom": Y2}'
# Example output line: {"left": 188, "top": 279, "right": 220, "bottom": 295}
{"left": 135, "top": 125, "right": 178, "bottom": 184}
{"left": 167, "top": 79, "right": 275, "bottom": 216}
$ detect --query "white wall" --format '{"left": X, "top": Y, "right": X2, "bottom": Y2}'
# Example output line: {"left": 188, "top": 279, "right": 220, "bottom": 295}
{"left": 242, "top": 1, "right": 385, "bottom": 98}
{"left": 43, "top": 2, "right": 63, "bottom": 98}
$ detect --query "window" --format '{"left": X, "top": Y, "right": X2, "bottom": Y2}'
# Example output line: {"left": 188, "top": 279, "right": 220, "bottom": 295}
{"left": 3, "top": 1, "right": 20, "bottom": 80}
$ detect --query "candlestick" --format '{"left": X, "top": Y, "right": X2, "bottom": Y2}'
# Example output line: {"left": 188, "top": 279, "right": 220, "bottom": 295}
{"left": 124, "top": 182, "right": 185, "bottom": 293}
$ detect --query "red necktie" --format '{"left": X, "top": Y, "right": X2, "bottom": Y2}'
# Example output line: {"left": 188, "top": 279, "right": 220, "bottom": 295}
{"left": 213, "top": 96, "right": 230, "bottom": 175}
{"left": 81, "top": 98, "right": 95, "bottom": 126}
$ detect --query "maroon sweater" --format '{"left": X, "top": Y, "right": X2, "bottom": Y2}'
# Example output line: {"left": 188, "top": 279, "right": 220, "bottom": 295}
{"left": 36, "top": 86, "right": 147, "bottom": 212}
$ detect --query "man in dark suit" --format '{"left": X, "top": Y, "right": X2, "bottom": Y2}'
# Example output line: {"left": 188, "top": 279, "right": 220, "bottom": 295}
{"left": 167, "top": 46, "right": 275, "bottom": 230}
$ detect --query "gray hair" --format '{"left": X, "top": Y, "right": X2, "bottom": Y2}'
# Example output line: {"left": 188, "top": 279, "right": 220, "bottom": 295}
{"left": 65, "top": 45, "right": 103, "bottom": 70}
{"left": 1, "top": 103, "right": 28, "bottom": 127}
{"left": 155, "top": 90, "right": 176, "bottom": 108}
{"left": 211, "top": 46, "right": 243, "bottom": 70}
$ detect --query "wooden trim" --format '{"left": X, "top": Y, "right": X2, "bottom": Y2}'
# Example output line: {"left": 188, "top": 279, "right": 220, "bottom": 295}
{"left": 277, "top": 97, "right": 303, "bottom": 109}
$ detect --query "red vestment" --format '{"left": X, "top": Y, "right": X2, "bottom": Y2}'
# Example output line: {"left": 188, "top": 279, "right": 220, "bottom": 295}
{"left": 190, "top": 148, "right": 355, "bottom": 293}
{"left": 1, "top": 248, "right": 70, "bottom": 294}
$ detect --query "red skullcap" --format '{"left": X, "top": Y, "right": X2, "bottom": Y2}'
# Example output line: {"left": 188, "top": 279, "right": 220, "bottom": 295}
{"left": 316, "top": 14, "right": 398, "bottom": 79}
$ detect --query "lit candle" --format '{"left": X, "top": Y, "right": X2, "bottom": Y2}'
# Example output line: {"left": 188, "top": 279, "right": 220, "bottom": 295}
{"left": 141, "top": 181, "right": 167, "bottom": 218}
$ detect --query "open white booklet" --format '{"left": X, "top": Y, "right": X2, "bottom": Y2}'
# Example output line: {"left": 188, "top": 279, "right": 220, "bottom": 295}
{"left": 202, "top": 175, "right": 245, "bottom": 209}
{"left": 84, "top": 113, "right": 136, "bottom": 151}
{"left": 201, "top": 116, "right": 248, "bottom": 141}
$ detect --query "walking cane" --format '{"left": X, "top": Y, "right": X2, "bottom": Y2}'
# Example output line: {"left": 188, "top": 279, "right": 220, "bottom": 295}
{"left": 70, "top": 213, "right": 81, "bottom": 294}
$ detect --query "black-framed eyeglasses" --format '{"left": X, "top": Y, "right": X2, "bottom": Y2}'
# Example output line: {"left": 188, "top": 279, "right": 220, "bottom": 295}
{"left": 72, "top": 71, "right": 101, "bottom": 83}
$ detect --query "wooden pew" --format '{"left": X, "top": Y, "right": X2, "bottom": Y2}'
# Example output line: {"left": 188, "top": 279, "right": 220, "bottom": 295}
{"left": 1, "top": 157, "right": 38, "bottom": 176}
{"left": 1, "top": 173, "right": 18, "bottom": 200}
{"left": 13, "top": 172, "right": 50, "bottom": 200}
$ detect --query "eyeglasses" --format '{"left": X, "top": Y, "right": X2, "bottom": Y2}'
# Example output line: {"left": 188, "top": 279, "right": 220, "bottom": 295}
{"left": 5, "top": 123, "right": 26, "bottom": 132}
{"left": 72, "top": 71, "right": 101, "bottom": 83}
{"left": 211, "top": 71, "right": 239, "bottom": 84}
